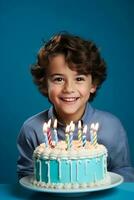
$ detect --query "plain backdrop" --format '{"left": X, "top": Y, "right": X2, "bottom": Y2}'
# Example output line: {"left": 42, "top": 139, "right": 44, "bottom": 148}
{"left": 0, "top": 0, "right": 134, "bottom": 183}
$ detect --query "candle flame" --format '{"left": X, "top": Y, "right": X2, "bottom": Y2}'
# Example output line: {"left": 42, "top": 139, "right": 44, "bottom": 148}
{"left": 90, "top": 122, "right": 99, "bottom": 131}
{"left": 70, "top": 123, "right": 75, "bottom": 132}
{"left": 43, "top": 122, "right": 48, "bottom": 132}
{"left": 83, "top": 125, "right": 87, "bottom": 134}
{"left": 78, "top": 120, "right": 82, "bottom": 129}
{"left": 65, "top": 125, "right": 70, "bottom": 133}
{"left": 69, "top": 121, "right": 75, "bottom": 132}
{"left": 53, "top": 119, "right": 57, "bottom": 129}
{"left": 47, "top": 119, "right": 51, "bottom": 128}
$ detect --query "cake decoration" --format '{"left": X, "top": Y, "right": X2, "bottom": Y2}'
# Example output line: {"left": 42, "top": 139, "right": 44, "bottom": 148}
{"left": 53, "top": 119, "right": 58, "bottom": 145}
{"left": 42, "top": 120, "right": 99, "bottom": 149}
{"left": 90, "top": 122, "right": 99, "bottom": 146}
{"left": 78, "top": 120, "right": 82, "bottom": 145}
{"left": 32, "top": 119, "right": 111, "bottom": 189}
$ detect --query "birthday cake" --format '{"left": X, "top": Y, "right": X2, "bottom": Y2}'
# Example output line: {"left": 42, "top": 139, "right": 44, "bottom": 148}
{"left": 32, "top": 121, "right": 111, "bottom": 189}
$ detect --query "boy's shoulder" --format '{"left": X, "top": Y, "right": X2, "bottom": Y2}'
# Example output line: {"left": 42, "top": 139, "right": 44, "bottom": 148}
{"left": 18, "top": 109, "right": 49, "bottom": 141}
{"left": 23, "top": 109, "right": 49, "bottom": 129}
{"left": 93, "top": 107, "right": 122, "bottom": 127}
{"left": 95, "top": 108, "right": 118, "bottom": 119}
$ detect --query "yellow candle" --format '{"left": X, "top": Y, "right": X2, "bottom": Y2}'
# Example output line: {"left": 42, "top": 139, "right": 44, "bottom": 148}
{"left": 65, "top": 125, "right": 70, "bottom": 150}
{"left": 90, "top": 122, "right": 99, "bottom": 147}
{"left": 93, "top": 131, "right": 97, "bottom": 147}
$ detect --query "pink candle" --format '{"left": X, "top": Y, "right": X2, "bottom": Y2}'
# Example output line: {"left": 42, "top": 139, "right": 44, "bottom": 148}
{"left": 47, "top": 119, "right": 53, "bottom": 147}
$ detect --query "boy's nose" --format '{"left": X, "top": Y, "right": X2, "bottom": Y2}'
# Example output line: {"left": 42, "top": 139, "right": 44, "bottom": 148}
{"left": 63, "top": 81, "right": 75, "bottom": 93}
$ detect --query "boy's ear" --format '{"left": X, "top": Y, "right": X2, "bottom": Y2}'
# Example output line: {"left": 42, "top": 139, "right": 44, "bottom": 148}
{"left": 90, "top": 85, "right": 97, "bottom": 93}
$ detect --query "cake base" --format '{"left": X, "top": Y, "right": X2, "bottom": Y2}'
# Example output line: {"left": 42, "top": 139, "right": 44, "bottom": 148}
{"left": 20, "top": 172, "right": 125, "bottom": 196}
{"left": 33, "top": 141, "right": 108, "bottom": 188}
{"left": 31, "top": 172, "right": 111, "bottom": 189}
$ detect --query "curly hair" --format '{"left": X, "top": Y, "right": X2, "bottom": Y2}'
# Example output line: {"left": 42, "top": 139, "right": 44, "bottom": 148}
{"left": 31, "top": 32, "right": 107, "bottom": 101}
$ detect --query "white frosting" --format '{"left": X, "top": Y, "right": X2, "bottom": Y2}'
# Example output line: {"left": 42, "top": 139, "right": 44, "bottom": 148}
{"left": 37, "top": 159, "right": 42, "bottom": 182}
{"left": 45, "top": 161, "right": 50, "bottom": 183}
{"left": 33, "top": 140, "right": 107, "bottom": 160}
{"left": 31, "top": 173, "right": 111, "bottom": 189}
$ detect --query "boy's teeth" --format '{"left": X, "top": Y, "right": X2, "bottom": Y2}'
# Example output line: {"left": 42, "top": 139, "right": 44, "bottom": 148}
{"left": 62, "top": 97, "right": 77, "bottom": 102}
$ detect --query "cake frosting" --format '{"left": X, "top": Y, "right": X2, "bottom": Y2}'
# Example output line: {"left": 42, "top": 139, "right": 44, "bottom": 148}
{"left": 32, "top": 139, "right": 111, "bottom": 189}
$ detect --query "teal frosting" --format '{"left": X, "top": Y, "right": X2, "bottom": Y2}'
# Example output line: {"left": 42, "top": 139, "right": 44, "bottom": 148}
{"left": 35, "top": 154, "right": 106, "bottom": 184}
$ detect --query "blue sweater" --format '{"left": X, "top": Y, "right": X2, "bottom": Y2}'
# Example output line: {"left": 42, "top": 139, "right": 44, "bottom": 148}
{"left": 17, "top": 103, "right": 134, "bottom": 181}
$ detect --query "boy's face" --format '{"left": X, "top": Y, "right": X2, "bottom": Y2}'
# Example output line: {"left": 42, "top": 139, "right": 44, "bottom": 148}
{"left": 46, "top": 54, "right": 96, "bottom": 123}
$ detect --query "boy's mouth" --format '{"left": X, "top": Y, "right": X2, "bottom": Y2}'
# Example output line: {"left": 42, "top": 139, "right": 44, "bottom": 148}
{"left": 59, "top": 97, "right": 80, "bottom": 102}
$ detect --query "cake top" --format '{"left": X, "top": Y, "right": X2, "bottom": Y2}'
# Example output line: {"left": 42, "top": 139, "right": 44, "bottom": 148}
{"left": 33, "top": 119, "right": 107, "bottom": 159}
{"left": 33, "top": 140, "right": 107, "bottom": 159}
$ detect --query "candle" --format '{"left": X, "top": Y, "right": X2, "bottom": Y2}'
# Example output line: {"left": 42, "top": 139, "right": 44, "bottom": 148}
{"left": 82, "top": 125, "right": 87, "bottom": 147}
{"left": 69, "top": 121, "right": 75, "bottom": 148}
{"left": 78, "top": 120, "right": 82, "bottom": 145}
{"left": 93, "top": 131, "right": 97, "bottom": 147}
{"left": 43, "top": 122, "right": 48, "bottom": 147}
{"left": 48, "top": 119, "right": 51, "bottom": 128}
{"left": 53, "top": 119, "right": 58, "bottom": 144}
{"left": 90, "top": 122, "right": 99, "bottom": 147}
{"left": 94, "top": 122, "right": 99, "bottom": 147}
{"left": 65, "top": 125, "right": 70, "bottom": 150}
{"left": 90, "top": 123, "right": 94, "bottom": 144}
{"left": 47, "top": 119, "right": 53, "bottom": 147}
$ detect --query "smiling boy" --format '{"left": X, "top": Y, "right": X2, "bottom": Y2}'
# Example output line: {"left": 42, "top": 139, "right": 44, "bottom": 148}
{"left": 46, "top": 54, "right": 96, "bottom": 124}
{"left": 17, "top": 32, "right": 134, "bottom": 181}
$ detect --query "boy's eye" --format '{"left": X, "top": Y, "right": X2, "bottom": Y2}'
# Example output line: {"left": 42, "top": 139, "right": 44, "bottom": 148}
{"left": 54, "top": 77, "right": 63, "bottom": 81}
{"left": 51, "top": 76, "right": 64, "bottom": 83}
{"left": 76, "top": 76, "right": 85, "bottom": 81}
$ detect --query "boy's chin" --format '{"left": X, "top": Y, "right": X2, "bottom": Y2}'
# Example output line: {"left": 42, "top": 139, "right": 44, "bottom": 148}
{"left": 57, "top": 108, "right": 82, "bottom": 117}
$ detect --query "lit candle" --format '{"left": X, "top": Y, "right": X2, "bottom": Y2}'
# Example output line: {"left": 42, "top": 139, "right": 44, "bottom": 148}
{"left": 53, "top": 119, "right": 58, "bottom": 144}
{"left": 65, "top": 125, "right": 70, "bottom": 150}
{"left": 47, "top": 119, "right": 53, "bottom": 147}
{"left": 69, "top": 121, "right": 75, "bottom": 148}
{"left": 78, "top": 120, "right": 82, "bottom": 145}
{"left": 90, "top": 123, "right": 94, "bottom": 144}
{"left": 48, "top": 119, "right": 51, "bottom": 128}
{"left": 43, "top": 122, "right": 48, "bottom": 147}
{"left": 82, "top": 125, "right": 87, "bottom": 147}
{"left": 90, "top": 122, "right": 99, "bottom": 147}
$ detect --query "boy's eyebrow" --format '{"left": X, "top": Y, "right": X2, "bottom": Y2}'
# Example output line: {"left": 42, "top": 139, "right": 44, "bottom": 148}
{"left": 49, "top": 73, "right": 64, "bottom": 77}
{"left": 48, "top": 73, "right": 65, "bottom": 78}
{"left": 49, "top": 73, "right": 87, "bottom": 77}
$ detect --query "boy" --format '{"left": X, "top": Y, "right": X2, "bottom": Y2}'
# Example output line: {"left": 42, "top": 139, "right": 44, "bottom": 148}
{"left": 17, "top": 32, "right": 134, "bottom": 181}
